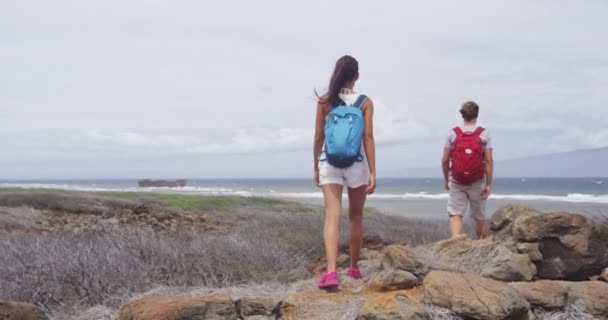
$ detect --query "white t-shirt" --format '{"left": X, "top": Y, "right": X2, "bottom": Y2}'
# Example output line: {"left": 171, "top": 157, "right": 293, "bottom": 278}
{"left": 445, "top": 125, "right": 493, "bottom": 150}
{"left": 338, "top": 92, "right": 363, "bottom": 106}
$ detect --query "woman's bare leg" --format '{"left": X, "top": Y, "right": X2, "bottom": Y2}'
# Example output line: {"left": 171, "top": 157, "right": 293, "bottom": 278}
{"left": 323, "top": 184, "right": 343, "bottom": 272}
{"left": 347, "top": 185, "right": 367, "bottom": 269}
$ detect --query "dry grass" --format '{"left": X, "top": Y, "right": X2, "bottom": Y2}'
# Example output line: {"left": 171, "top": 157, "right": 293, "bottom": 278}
{"left": 534, "top": 305, "right": 597, "bottom": 320}
{"left": 0, "top": 190, "right": 455, "bottom": 318}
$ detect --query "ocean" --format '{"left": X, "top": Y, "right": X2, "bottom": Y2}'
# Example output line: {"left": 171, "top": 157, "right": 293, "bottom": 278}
{"left": 1, "top": 178, "right": 607, "bottom": 218}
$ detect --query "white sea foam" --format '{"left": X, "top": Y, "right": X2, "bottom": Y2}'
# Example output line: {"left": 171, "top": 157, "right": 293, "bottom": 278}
{"left": 2, "top": 184, "right": 608, "bottom": 204}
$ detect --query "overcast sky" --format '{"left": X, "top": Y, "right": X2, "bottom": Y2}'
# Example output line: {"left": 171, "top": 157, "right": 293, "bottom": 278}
{"left": 1, "top": 1, "right": 607, "bottom": 179}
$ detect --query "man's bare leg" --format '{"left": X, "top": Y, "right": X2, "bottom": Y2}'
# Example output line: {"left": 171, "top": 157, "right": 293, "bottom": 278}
{"left": 475, "top": 219, "right": 487, "bottom": 239}
{"left": 449, "top": 215, "right": 463, "bottom": 238}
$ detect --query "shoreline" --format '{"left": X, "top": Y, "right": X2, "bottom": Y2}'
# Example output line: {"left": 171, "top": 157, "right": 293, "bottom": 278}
{"left": 2, "top": 186, "right": 605, "bottom": 220}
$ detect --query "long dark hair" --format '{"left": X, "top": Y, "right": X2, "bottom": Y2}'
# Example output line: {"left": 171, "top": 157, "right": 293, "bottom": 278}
{"left": 317, "top": 55, "right": 359, "bottom": 107}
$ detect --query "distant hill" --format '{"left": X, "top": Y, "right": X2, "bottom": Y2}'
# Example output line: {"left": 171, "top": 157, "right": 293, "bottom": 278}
{"left": 396, "top": 147, "right": 608, "bottom": 178}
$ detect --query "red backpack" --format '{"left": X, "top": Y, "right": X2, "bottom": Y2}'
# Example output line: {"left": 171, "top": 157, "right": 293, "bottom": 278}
{"left": 450, "top": 127, "right": 485, "bottom": 185}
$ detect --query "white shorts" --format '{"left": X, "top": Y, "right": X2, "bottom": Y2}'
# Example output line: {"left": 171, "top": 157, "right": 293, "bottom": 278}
{"left": 447, "top": 179, "right": 486, "bottom": 220}
{"left": 318, "top": 160, "right": 370, "bottom": 189}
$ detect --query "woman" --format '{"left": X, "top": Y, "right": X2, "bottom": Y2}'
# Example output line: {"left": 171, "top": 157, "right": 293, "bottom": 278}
{"left": 313, "top": 55, "right": 376, "bottom": 289}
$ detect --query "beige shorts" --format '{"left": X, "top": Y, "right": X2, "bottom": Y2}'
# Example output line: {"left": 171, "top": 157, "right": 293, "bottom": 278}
{"left": 318, "top": 160, "right": 370, "bottom": 189}
{"left": 447, "top": 179, "right": 486, "bottom": 220}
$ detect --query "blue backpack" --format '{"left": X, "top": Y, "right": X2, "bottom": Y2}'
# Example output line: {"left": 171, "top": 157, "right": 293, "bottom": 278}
{"left": 320, "top": 94, "right": 368, "bottom": 168}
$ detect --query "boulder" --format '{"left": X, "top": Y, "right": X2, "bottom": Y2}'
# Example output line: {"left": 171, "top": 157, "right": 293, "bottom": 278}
{"left": 483, "top": 245, "right": 537, "bottom": 281}
{"left": 490, "top": 205, "right": 541, "bottom": 240}
{"left": 512, "top": 212, "right": 593, "bottom": 252}
{"left": 116, "top": 294, "right": 235, "bottom": 320}
{"left": 357, "top": 292, "right": 427, "bottom": 320}
{"left": 510, "top": 281, "right": 570, "bottom": 310}
{"left": 423, "top": 271, "right": 530, "bottom": 320}
{"left": 380, "top": 245, "right": 429, "bottom": 277}
{"left": 490, "top": 207, "right": 608, "bottom": 281}
{"left": 368, "top": 270, "right": 419, "bottom": 291}
{"left": 0, "top": 301, "right": 48, "bottom": 320}
{"left": 511, "top": 212, "right": 608, "bottom": 280}
{"left": 424, "top": 235, "right": 536, "bottom": 281}
{"left": 510, "top": 280, "right": 608, "bottom": 317}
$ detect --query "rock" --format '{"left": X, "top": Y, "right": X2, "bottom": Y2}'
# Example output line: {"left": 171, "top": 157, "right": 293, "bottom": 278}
{"left": 380, "top": 245, "right": 429, "bottom": 277}
{"left": 516, "top": 243, "right": 543, "bottom": 262}
{"left": 357, "top": 292, "right": 427, "bottom": 320}
{"left": 512, "top": 212, "right": 608, "bottom": 280}
{"left": 236, "top": 296, "right": 281, "bottom": 319}
{"left": 482, "top": 245, "right": 537, "bottom": 282}
{"left": 425, "top": 235, "right": 536, "bottom": 281}
{"left": 568, "top": 281, "right": 608, "bottom": 317}
{"left": 510, "top": 280, "right": 608, "bottom": 317}
{"left": 512, "top": 212, "right": 593, "bottom": 252}
{"left": 490, "top": 205, "right": 541, "bottom": 240}
{"left": 490, "top": 207, "right": 608, "bottom": 281}
{"left": 368, "top": 270, "right": 419, "bottom": 291}
{"left": 116, "top": 294, "right": 235, "bottom": 320}
{"left": 510, "top": 281, "right": 570, "bottom": 310}
{"left": 423, "top": 270, "right": 530, "bottom": 320}
{"left": 0, "top": 301, "right": 48, "bottom": 320}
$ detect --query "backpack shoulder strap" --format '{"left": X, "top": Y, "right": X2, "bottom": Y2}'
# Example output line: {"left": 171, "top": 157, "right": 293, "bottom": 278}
{"left": 473, "top": 127, "right": 485, "bottom": 137}
{"left": 332, "top": 99, "right": 346, "bottom": 108}
{"left": 353, "top": 94, "right": 368, "bottom": 109}
{"left": 453, "top": 127, "right": 464, "bottom": 137}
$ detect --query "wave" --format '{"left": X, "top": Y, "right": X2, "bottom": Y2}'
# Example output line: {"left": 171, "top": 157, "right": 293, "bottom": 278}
{"left": 267, "top": 191, "right": 608, "bottom": 203}
{"left": 2, "top": 184, "right": 608, "bottom": 204}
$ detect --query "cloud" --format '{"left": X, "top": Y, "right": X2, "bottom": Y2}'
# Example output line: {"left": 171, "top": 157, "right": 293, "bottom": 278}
{"left": 1, "top": 0, "right": 607, "bottom": 178}
{"left": 0, "top": 101, "right": 433, "bottom": 162}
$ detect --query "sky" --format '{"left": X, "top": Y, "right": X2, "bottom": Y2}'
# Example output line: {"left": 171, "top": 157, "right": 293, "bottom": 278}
{"left": 1, "top": 0, "right": 607, "bottom": 179}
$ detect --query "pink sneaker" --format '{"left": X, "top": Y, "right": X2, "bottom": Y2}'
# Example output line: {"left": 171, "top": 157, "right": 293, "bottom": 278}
{"left": 347, "top": 266, "right": 363, "bottom": 280}
{"left": 317, "top": 271, "right": 339, "bottom": 289}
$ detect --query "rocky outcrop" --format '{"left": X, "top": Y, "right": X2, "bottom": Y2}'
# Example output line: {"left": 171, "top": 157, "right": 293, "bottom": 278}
{"left": 511, "top": 280, "right": 608, "bottom": 317}
{"left": 109, "top": 206, "right": 608, "bottom": 320}
{"left": 0, "top": 301, "right": 48, "bottom": 320}
{"left": 492, "top": 205, "right": 608, "bottom": 280}
{"left": 423, "top": 270, "right": 530, "bottom": 320}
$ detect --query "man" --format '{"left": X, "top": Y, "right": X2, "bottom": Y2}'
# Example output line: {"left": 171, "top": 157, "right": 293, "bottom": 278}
{"left": 442, "top": 101, "right": 494, "bottom": 239}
